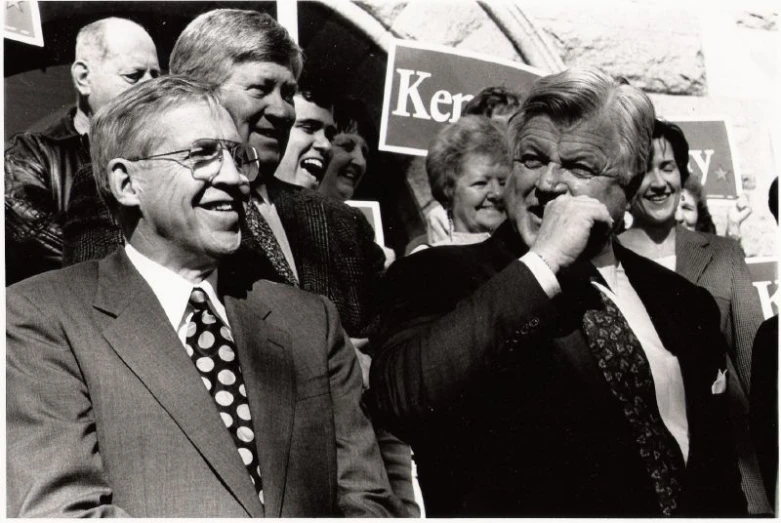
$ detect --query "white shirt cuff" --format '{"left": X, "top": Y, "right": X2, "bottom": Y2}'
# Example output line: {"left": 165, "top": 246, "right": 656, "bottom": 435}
{"left": 520, "top": 252, "right": 561, "bottom": 298}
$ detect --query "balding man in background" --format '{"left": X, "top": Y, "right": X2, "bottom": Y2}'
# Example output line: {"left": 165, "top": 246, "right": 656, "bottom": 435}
{"left": 5, "top": 17, "right": 160, "bottom": 285}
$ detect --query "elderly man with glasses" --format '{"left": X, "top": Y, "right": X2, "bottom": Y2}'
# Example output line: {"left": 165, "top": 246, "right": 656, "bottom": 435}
{"left": 6, "top": 76, "right": 401, "bottom": 517}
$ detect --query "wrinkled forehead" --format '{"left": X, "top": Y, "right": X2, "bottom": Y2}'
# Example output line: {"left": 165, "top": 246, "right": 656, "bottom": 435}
{"left": 146, "top": 100, "right": 238, "bottom": 151}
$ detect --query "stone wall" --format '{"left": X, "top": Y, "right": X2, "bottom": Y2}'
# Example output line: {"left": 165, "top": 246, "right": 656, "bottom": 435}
{"left": 355, "top": 0, "right": 778, "bottom": 256}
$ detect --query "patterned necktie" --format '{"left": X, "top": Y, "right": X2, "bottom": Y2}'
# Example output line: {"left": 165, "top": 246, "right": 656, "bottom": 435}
{"left": 186, "top": 288, "right": 264, "bottom": 505}
{"left": 581, "top": 285, "right": 685, "bottom": 516}
{"left": 245, "top": 198, "right": 299, "bottom": 287}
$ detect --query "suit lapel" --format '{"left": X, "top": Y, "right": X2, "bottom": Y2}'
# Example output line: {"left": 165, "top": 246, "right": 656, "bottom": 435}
{"left": 674, "top": 227, "right": 712, "bottom": 284}
{"left": 224, "top": 285, "right": 296, "bottom": 518}
{"left": 93, "top": 251, "right": 264, "bottom": 517}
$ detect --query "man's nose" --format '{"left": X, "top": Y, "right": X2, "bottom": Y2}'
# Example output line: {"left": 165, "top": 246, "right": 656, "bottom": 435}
{"left": 535, "top": 163, "right": 567, "bottom": 194}
{"left": 212, "top": 150, "right": 250, "bottom": 195}
{"left": 313, "top": 131, "right": 332, "bottom": 154}
{"left": 265, "top": 90, "right": 295, "bottom": 126}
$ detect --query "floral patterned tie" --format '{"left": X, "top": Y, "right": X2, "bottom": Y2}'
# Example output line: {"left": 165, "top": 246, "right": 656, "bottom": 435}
{"left": 244, "top": 198, "right": 298, "bottom": 287}
{"left": 186, "top": 288, "right": 265, "bottom": 505}
{"left": 581, "top": 285, "right": 685, "bottom": 516}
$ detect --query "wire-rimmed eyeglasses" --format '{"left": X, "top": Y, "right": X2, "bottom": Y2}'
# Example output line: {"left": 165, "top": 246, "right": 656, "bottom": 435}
{"left": 126, "top": 138, "right": 260, "bottom": 182}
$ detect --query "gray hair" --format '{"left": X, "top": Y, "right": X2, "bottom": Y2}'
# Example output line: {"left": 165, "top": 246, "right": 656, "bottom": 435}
{"left": 508, "top": 67, "right": 655, "bottom": 194}
{"left": 90, "top": 76, "right": 224, "bottom": 222}
{"left": 427, "top": 115, "right": 511, "bottom": 210}
{"left": 75, "top": 17, "right": 148, "bottom": 64}
{"left": 169, "top": 9, "right": 303, "bottom": 85}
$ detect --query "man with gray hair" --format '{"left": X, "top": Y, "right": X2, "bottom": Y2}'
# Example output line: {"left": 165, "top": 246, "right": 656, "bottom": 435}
{"left": 369, "top": 67, "right": 745, "bottom": 516}
{"left": 62, "top": 8, "right": 416, "bottom": 516}
{"left": 5, "top": 17, "right": 159, "bottom": 284}
{"left": 7, "top": 75, "right": 400, "bottom": 517}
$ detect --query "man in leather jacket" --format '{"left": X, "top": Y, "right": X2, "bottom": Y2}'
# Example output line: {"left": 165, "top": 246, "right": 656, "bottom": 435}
{"left": 4, "top": 17, "right": 159, "bottom": 285}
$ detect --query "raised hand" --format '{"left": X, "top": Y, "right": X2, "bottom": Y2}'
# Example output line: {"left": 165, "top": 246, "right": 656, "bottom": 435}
{"left": 530, "top": 194, "right": 614, "bottom": 273}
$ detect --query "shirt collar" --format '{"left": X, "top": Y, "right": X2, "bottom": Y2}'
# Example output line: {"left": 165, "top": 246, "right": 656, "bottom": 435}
{"left": 124, "top": 244, "right": 226, "bottom": 331}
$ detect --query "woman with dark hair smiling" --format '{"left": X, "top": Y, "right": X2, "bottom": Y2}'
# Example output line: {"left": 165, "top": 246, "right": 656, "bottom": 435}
{"left": 619, "top": 118, "right": 769, "bottom": 514}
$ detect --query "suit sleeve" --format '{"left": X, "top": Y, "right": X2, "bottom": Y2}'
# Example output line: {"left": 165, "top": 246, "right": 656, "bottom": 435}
{"left": 6, "top": 290, "right": 130, "bottom": 517}
{"left": 726, "top": 241, "right": 764, "bottom": 392}
{"left": 320, "top": 297, "right": 405, "bottom": 517}
{"left": 348, "top": 206, "right": 387, "bottom": 340}
{"left": 369, "top": 254, "right": 557, "bottom": 442}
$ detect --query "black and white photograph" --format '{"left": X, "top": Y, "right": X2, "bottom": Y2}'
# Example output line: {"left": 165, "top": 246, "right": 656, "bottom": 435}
{"left": 4, "top": 0, "right": 778, "bottom": 517}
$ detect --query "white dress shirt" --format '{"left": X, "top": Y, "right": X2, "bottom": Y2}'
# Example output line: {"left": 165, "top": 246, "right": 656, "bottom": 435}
{"left": 125, "top": 244, "right": 230, "bottom": 348}
{"left": 521, "top": 250, "right": 689, "bottom": 462}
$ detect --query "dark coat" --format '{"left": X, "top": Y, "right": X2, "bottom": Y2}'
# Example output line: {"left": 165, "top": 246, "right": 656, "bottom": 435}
{"left": 5, "top": 107, "right": 90, "bottom": 284}
{"left": 369, "top": 221, "right": 746, "bottom": 517}
{"left": 227, "top": 177, "right": 386, "bottom": 339}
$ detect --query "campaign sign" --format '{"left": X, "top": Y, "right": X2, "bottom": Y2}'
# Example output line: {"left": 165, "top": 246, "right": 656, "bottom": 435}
{"left": 670, "top": 119, "right": 741, "bottom": 200}
{"left": 746, "top": 257, "right": 778, "bottom": 319}
{"left": 345, "top": 200, "right": 384, "bottom": 246}
{"left": 380, "top": 39, "right": 544, "bottom": 156}
{"left": 4, "top": 0, "right": 44, "bottom": 47}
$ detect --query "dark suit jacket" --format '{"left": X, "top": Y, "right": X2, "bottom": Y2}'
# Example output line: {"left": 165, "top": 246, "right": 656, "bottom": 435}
{"left": 675, "top": 226, "right": 764, "bottom": 392}
{"left": 6, "top": 249, "right": 401, "bottom": 517}
{"left": 369, "top": 221, "right": 745, "bottom": 517}
{"left": 231, "top": 178, "right": 386, "bottom": 339}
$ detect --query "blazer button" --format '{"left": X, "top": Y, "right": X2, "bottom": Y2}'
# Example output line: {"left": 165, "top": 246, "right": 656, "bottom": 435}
{"left": 529, "top": 318, "right": 540, "bottom": 328}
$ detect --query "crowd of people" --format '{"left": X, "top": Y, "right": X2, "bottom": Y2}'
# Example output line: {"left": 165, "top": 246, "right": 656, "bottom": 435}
{"left": 4, "top": 8, "right": 777, "bottom": 518}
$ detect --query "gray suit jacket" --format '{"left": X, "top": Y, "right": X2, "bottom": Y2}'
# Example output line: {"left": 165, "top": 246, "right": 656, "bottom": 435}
{"left": 675, "top": 227, "right": 763, "bottom": 391}
{"left": 6, "top": 249, "right": 401, "bottom": 517}
{"left": 675, "top": 226, "right": 770, "bottom": 514}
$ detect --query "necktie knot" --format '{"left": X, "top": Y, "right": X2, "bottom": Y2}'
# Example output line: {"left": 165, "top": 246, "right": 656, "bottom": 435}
{"left": 189, "top": 288, "right": 209, "bottom": 310}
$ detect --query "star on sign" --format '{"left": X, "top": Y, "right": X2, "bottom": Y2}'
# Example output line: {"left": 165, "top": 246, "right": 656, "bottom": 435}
{"left": 6, "top": 0, "right": 26, "bottom": 11}
{"left": 714, "top": 166, "right": 729, "bottom": 181}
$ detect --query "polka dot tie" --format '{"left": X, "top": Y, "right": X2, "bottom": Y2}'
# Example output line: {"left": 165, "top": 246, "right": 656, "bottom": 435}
{"left": 186, "top": 288, "right": 264, "bottom": 505}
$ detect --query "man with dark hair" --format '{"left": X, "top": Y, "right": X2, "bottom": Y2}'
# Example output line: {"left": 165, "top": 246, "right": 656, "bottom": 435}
{"left": 370, "top": 67, "right": 745, "bottom": 517}
{"left": 275, "top": 87, "right": 336, "bottom": 190}
{"left": 5, "top": 17, "right": 159, "bottom": 285}
{"left": 7, "top": 75, "right": 400, "bottom": 518}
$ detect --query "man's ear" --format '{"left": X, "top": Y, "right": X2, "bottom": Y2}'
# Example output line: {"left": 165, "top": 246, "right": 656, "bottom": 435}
{"left": 71, "top": 61, "right": 90, "bottom": 96}
{"left": 108, "top": 159, "right": 141, "bottom": 208}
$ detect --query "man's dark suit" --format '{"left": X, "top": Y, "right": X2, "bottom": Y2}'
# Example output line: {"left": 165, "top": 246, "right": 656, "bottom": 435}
{"left": 232, "top": 177, "right": 385, "bottom": 338}
{"left": 369, "top": 221, "right": 746, "bottom": 517}
{"left": 6, "top": 249, "right": 400, "bottom": 517}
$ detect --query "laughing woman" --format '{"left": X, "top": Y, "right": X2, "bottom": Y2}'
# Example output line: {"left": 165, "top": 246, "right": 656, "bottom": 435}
{"left": 408, "top": 115, "right": 510, "bottom": 254}
{"left": 619, "top": 118, "right": 769, "bottom": 515}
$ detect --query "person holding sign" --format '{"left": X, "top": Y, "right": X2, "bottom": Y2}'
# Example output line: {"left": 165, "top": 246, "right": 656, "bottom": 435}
{"left": 370, "top": 68, "right": 744, "bottom": 516}
{"left": 620, "top": 119, "right": 769, "bottom": 514}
